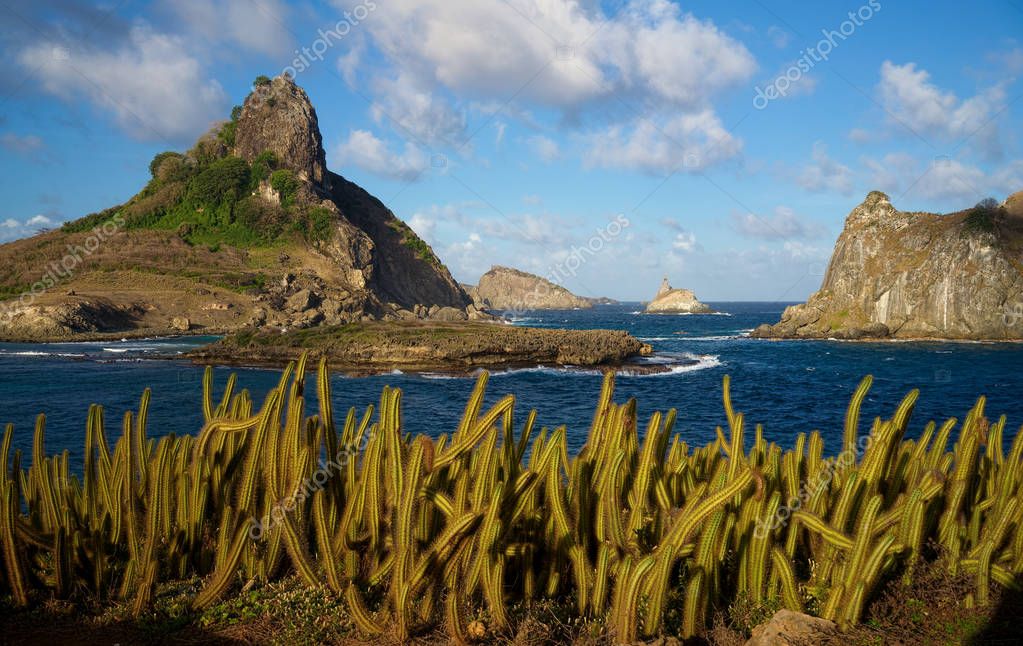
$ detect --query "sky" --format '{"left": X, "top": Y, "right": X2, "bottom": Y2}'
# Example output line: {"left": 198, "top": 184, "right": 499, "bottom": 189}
{"left": 1, "top": 1, "right": 1021, "bottom": 301}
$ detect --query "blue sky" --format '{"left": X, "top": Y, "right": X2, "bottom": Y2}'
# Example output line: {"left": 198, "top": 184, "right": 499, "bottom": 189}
{"left": 1, "top": 1, "right": 1021, "bottom": 301}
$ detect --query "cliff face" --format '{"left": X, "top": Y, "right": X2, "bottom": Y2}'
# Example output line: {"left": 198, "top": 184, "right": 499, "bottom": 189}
{"left": 752, "top": 191, "right": 1023, "bottom": 340}
{"left": 0, "top": 75, "right": 475, "bottom": 340}
{"left": 470, "top": 266, "right": 593, "bottom": 310}
{"left": 645, "top": 278, "right": 712, "bottom": 313}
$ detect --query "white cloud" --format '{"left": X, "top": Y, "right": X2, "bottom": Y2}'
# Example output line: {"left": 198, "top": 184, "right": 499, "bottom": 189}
{"left": 672, "top": 231, "right": 696, "bottom": 251}
{"left": 989, "top": 47, "right": 1023, "bottom": 75}
{"left": 369, "top": 73, "right": 466, "bottom": 146}
{"left": 731, "top": 206, "right": 824, "bottom": 240}
{"left": 877, "top": 61, "right": 1007, "bottom": 158}
{"left": 161, "top": 0, "right": 293, "bottom": 57}
{"left": 343, "top": 0, "right": 755, "bottom": 170}
{"left": 585, "top": 110, "right": 742, "bottom": 174}
{"left": 338, "top": 40, "right": 365, "bottom": 86}
{"left": 0, "top": 133, "right": 43, "bottom": 155}
{"left": 797, "top": 142, "right": 854, "bottom": 194}
{"left": 494, "top": 121, "right": 507, "bottom": 146}
{"left": 767, "top": 25, "right": 791, "bottom": 49}
{"left": 19, "top": 25, "right": 226, "bottom": 141}
{"left": 0, "top": 215, "right": 55, "bottom": 242}
{"left": 527, "top": 135, "right": 560, "bottom": 162}
{"left": 407, "top": 213, "right": 437, "bottom": 242}
{"left": 334, "top": 129, "right": 429, "bottom": 181}
{"left": 847, "top": 128, "right": 872, "bottom": 143}
{"left": 863, "top": 153, "right": 1021, "bottom": 204}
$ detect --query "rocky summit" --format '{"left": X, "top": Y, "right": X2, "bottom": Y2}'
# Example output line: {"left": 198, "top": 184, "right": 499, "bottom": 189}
{"left": 752, "top": 191, "right": 1023, "bottom": 340}
{"left": 644, "top": 277, "right": 712, "bottom": 314}
{"left": 468, "top": 266, "right": 596, "bottom": 311}
{"left": 0, "top": 75, "right": 483, "bottom": 341}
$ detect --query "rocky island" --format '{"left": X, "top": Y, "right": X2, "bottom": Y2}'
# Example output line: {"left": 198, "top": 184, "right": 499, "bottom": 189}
{"left": 191, "top": 320, "right": 652, "bottom": 374}
{"left": 644, "top": 277, "right": 713, "bottom": 314}
{"left": 466, "top": 266, "right": 612, "bottom": 311}
{"left": 0, "top": 75, "right": 643, "bottom": 370}
{"left": 752, "top": 191, "right": 1023, "bottom": 340}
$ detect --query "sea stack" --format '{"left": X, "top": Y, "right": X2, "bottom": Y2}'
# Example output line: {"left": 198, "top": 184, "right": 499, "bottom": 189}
{"left": 752, "top": 191, "right": 1023, "bottom": 340}
{"left": 644, "top": 277, "right": 712, "bottom": 314}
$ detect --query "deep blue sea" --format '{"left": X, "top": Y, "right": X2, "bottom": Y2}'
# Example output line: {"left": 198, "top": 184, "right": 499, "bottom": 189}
{"left": 2, "top": 302, "right": 1022, "bottom": 469}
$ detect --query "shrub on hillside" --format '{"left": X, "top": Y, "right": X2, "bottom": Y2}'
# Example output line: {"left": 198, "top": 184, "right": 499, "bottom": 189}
{"left": 270, "top": 169, "right": 299, "bottom": 207}
{"left": 188, "top": 157, "right": 252, "bottom": 209}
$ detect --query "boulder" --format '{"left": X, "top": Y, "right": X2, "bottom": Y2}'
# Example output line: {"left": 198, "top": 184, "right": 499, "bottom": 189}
{"left": 286, "top": 289, "right": 319, "bottom": 313}
{"left": 171, "top": 316, "right": 190, "bottom": 331}
{"left": 431, "top": 306, "right": 468, "bottom": 322}
{"left": 746, "top": 609, "right": 837, "bottom": 646}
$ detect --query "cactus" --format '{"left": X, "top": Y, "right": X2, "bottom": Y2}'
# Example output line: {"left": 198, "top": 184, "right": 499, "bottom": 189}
{"left": 0, "top": 361, "right": 1020, "bottom": 640}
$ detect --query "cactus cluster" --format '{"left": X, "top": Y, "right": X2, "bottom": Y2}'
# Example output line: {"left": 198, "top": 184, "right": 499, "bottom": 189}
{"left": 1, "top": 357, "right": 1021, "bottom": 641}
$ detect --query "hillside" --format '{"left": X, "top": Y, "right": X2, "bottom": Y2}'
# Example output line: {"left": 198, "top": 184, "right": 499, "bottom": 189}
{"left": 0, "top": 75, "right": 479, "bottom": 340}
{"left": 752, "top": 191, "right": 1023, "bottom": 340}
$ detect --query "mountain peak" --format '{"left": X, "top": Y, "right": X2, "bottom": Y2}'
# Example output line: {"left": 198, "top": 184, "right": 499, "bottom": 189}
{"left": 234, "top": 75, "right": 328, "bottom": 187}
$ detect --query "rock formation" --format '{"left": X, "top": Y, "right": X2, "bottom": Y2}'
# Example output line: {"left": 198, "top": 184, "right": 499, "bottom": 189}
{"left": 0, "top": 75, "right": 481, "bottom": 340}
{"left": 644, "top": 277, "right": 712, "bottom": 313}
{"left": 752, "top": 191, "right": 1023, "bottom": 340}
{"left": 469, "top": 266, "right": 594, "bottom": 311}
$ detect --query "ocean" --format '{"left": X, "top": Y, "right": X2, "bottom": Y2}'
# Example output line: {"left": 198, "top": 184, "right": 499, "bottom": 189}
{"left": 2, "top": 302, "right": 1021, "bottom": 468}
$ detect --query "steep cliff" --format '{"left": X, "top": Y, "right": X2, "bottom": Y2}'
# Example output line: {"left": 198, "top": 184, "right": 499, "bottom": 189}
{"left": 0, "top": 75, "right": 475, "bottom": 340}
{"left": 644, "top": 277, "right": 712, "bottom": 313}
{"left": 470, "top": 266, "right": 594, "bottom": 310}
{"left": 752, "top": 191, "right": 1023, "bottom": 340}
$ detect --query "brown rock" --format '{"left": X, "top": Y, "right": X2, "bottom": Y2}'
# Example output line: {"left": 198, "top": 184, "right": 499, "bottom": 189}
{"left": 645, "top": 277, "right": 713, "bottom": 314}
{"left": 752, "top": 191, "right": 1023, "bottom": 340}
{"left": 170, "top": 316, "right": 190, "bottom": 332}
{"left": 746, "top": 609, "right": 838, "bottom": 646}
{"left": 472, "top": 266, "right": 594, "bottom": 310}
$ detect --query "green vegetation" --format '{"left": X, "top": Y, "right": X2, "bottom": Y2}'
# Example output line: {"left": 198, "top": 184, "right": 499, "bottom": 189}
{"left": 0, "top": 362, "right": 1021, "bottom": 643}
{"left": 964, "top": 197, "right": 1004, "bottom": 234}
{"left": 269, "top": 169, "right": 298, "bottom": 208}
{"left": 254, "top": 75, "right": 272, "bottom": 87}
{"left": 57, "top": 133, "right": 333, "bottom": 250}
{"left": 388, "top": 218, "right": 438, "bottom": 264}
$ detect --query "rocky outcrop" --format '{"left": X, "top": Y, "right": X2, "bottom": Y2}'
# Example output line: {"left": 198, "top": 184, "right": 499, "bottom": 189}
{"left": 234, "top": 76, "right": 327, "bottom": 186}
{"left": 470, "top": 266, "right": 593, "bottom": 311}
{"left": 192, "top": 321, "right": 654, "bottom": 374}
{"left": 752, "top": 191, "right": 1023, "bottom": 340}
{"left": 644, "top": 277, "right": 712, "bottom": 314}
{"left": 0, "top": 74, "right": 474, "bottom": 340}
{"left": 0, "top": 298, "right": 140, "bottom": 340}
